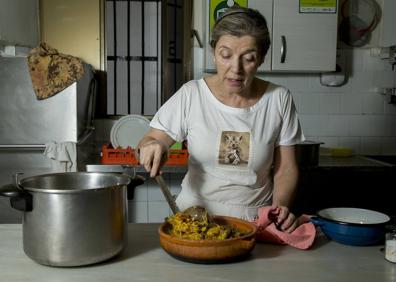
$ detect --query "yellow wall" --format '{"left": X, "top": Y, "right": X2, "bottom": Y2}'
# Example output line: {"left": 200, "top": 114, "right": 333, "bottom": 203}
{"left": 39, "top": 0, "right": 103, "bottom": 70}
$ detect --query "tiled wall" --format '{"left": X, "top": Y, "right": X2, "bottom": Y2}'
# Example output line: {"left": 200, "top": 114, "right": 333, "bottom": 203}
{"left": 264, "top": 48, "right": 396, "bottom": 155}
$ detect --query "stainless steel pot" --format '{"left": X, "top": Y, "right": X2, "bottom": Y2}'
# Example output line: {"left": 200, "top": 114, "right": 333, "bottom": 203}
{"left": 0, "top": 172, "right": 131, "bottom": 267}
{"left": 295, "top": 141, "right": 324, "bottom": 167}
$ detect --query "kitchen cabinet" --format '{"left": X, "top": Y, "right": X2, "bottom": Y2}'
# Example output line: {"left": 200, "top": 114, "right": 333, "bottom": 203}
{"left": 0, "top": 0, "right": 39, "bottom": 47}
{"left": 378, "top": 0, "right": 396, "bottom": 47}
{"left": 204, "top": 0, "right": 338, "bottom": 72}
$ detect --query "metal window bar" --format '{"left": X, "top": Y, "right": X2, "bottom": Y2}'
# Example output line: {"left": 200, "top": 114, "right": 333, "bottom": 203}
{"left": 106, "top": 0, "right": 160, "bottom": 116}
{"left": 127, "top": 0, "right": 131, "bottom": 114}
{"left": 113, "top": 0, "right": 117, "bottom": 115}
{"left": 141, "top": 0, "right": 145, "bottom": 115}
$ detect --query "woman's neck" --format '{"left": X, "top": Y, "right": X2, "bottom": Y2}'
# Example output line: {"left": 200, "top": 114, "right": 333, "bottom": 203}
{"left": 205, "top": 76, "right": 267, "bottom": 108}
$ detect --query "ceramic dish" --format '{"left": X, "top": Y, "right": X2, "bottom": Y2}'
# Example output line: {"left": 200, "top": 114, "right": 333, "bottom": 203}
{"left": 158, "top": 215, "right": 257, "bottom": 264}
{"left": 311, "top": 207, "right": 391, "bottom": 246}
{"left": 110, "top": 115, "right": 150, "bottom": 149}
{"left": 317, "top": 207, "right": 390, "bottom": 225}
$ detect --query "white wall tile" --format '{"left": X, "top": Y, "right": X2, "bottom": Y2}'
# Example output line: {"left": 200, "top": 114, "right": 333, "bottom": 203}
{"left": 128, "top": 201, "right": 148, "bottom": 223}
{"left": 362, "top": 93, "right": 384, "bottom": 114}
{"left": 350, "top": 71, "right": 375, "bottom": 93}
{"left": 299, "top": 93, "right": 319, "bottom": 114}
{"left": 299, "top": 115, "right": 329, "bottom": 136}
{"left": 278, "top": 74, "right": 316, "bottom": 92}
{"left": 363, "top": 52, "right": 389, "bottom": 71}
{"left": 361, "top": 137, "right": 382, "bottom": 155}
{"left": 348, "top": 116, "right": 389, "bottom": 137}
{"left": 373, "top": 71, "right": 395, "bottom": 88}
{"left": 148, "top": 201, "right": 171, "bottom": 223}
{"left": 348, "top": 48, "right": 365, "bottom": 72}
{"left": 147, "top": 177, "right": 165, "bottom": 201}
{"left": 318, "top": 137, "right": 339, "bottom": 148}
{"left": 340, "top": 92, "right": 362, "bottom": 114}
{"left": 325, "top": 116, "right": 349, "bottom": 136}
{"left": 381, "top": 137, "right": 396, "bottom": 155}
{"left": 319, "top": 93, "right": 341, "bottom": 114}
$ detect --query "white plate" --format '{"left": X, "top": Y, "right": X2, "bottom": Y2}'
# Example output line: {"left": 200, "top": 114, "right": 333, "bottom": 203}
{"left": 110, "top": 115, "right": 151, "bottom": 149}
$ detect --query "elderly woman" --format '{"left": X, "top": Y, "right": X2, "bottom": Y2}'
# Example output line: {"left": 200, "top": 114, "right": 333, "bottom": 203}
{"left": 136, "top": 7, "right": 304, "bottom": 233}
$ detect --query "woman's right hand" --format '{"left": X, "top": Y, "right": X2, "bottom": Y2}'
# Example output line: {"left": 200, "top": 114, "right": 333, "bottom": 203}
{"left": 137, "top": 139, "right": 168, "bottom": 177}
{"left": 136, "top": 129, "right": 176, "bottom": 177}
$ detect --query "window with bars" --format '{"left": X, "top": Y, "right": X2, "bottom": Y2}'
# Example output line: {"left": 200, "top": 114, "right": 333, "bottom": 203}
{"left": 106, "top": 0, "right": 161, "bottom": 116}
{"left": 105, "top": 0, "right": 191, "bottom": 116}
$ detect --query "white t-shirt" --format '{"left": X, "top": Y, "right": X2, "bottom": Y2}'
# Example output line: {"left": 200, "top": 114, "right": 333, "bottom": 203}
{"left": 150, "top": 78, "right": 304, "bottom": 220}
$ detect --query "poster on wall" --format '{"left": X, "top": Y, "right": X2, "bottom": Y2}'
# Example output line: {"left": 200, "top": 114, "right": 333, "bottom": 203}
{"left": 209, "top": 0, "right": 248, "bottom": 31}
{"left": 299, "top": 0, "right": 337, "bottom": 13}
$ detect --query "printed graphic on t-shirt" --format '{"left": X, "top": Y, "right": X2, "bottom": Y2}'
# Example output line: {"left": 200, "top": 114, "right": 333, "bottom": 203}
{"left": 218, "top": 131, "right": 250, "bottom": 168}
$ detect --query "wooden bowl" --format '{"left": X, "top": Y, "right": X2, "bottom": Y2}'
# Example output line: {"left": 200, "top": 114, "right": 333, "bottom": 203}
{"left": 158, "top": 215, "right": 257, "bottom": 264}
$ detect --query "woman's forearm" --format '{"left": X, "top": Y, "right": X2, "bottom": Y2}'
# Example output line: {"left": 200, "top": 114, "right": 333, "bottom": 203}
{"left": 272, "top": 164, "right": 299, "bottom": 208}
{"left": 272, "top": 146, "right": 299, "bottom": 208}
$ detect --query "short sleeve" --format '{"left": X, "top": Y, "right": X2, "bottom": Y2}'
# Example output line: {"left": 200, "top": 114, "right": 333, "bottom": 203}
{"left": 149, "top": 84, "right": 190, "bottom": 142}
{"left": 276, "top": 90, "right": 305, "bottom": 146}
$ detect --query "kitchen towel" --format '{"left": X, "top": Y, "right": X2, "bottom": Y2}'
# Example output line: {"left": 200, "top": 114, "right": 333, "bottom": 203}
{"left": 27, "top": 43, "right": 85, "bottom": 100}
{"left": 252, "top": 206, "right": 316, "bottom": 250}
{"left": 43, "top": 142, "right": 77, "bottom": 172}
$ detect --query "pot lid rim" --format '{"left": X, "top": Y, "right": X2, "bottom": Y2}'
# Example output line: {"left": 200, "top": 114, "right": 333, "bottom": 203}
{"left": 19, "top": 172, "right": 131, "bottom": 193}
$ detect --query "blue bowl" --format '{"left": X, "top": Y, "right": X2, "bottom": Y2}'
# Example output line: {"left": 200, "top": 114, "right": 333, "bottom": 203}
{"left": 311, "top": 208, "right": 390, "bottom": 246}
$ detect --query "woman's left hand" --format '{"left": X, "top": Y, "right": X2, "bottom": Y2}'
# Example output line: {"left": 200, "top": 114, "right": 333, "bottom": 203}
{"left": 270, "top": 205, "right": 298, "bottom": 233}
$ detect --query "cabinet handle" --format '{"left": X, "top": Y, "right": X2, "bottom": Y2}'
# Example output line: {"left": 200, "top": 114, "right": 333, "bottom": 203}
{"left": 280, "top": 36, "right": 287, "bottom": 63}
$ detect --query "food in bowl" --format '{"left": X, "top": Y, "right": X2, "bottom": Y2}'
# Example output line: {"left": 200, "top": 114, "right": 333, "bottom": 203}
{"left": 166, "top": 212, "right": 246, "bottom": 240}
{"left": 159, "top": 215, "right": 257, "bottom": 263}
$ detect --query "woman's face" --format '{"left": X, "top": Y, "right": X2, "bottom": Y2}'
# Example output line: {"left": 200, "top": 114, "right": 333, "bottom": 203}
{"left": 213, "top": 35, "right": 263, "bottom": 93}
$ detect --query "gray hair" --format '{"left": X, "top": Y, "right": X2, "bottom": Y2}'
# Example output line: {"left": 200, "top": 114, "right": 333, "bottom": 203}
{"left": 210, "top": 6, "right": 271, "bottom": 60}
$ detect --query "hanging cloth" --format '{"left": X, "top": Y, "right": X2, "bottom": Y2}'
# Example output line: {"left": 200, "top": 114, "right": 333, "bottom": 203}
{"left": 27, "top": 43, "right": 85, "bottom": 100}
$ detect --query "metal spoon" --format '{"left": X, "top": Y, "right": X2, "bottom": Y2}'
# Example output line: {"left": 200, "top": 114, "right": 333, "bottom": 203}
{"left": 183, "top": 205, "right": 210, "bottom": 222}
{"left": 155, "top": 175, "right": 179, "bottom": 214}
{"left": 154, "top": 175, "right": 209, "bottom": 221}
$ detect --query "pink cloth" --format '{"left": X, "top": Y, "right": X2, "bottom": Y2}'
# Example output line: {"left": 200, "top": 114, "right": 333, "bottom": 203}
{"left": 251, "top": 206, "right": 316, "bottom": 250}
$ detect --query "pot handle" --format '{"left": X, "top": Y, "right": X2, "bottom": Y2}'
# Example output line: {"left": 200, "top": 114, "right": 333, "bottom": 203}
{"left": 123, "top": 174, "right": 145, "bottom": 200}
{"left": 310, "top": 216, "right": 325, "bottom": 227}
{"left": 0, "top": 183, "right": 32, "bottom": 212}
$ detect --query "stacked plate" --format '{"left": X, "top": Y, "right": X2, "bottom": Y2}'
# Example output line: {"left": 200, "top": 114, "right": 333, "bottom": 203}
{"left": 110, "top": 115, "right": 151, "bottom": 149}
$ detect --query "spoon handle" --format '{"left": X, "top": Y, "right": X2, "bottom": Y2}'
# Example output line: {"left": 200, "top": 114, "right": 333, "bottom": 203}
{"left": 155, "top": 175, "right": 179, "bottom": 214}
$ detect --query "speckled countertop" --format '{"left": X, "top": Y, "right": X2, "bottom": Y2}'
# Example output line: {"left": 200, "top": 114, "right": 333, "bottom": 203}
{"left": 1, "top": 224, "right": 395, "bottom": 282}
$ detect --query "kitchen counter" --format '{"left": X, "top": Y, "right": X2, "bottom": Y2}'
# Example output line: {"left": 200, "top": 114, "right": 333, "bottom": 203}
{"left": 1, "top": 224, "right": 395, "bottom": 282}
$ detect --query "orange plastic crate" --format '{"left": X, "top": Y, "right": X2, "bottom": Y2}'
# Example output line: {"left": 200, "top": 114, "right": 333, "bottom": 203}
{"left": 101, "top": 144, "right": 188, "bottom": 166}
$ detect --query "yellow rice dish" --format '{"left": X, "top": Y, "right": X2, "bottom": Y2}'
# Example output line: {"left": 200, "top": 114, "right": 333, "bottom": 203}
{"left": 166, "top": 212, "right": 245, "bottom": 240}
